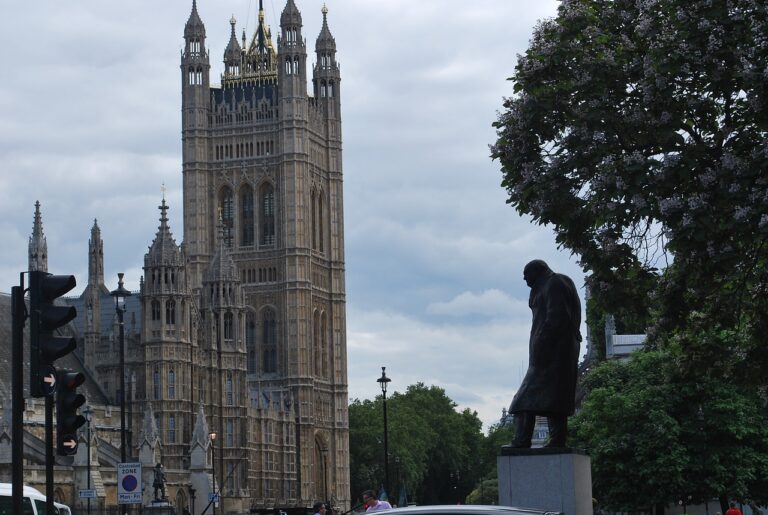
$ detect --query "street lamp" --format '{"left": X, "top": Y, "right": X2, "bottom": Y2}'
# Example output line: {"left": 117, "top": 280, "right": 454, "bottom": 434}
{"left": 377, "top": 366, "right": 391, "bottom": 497}
{"left": 209, "top": 431, "right": 217, "bottom": 515}
{"left": 110, "top": 273, "right": 131, "bottom": 515}
{"left": 189, "top": 486, "right": 196, "bottom": 515}
{"left": 83, "top": 404, "right": 93, "bottom": 515}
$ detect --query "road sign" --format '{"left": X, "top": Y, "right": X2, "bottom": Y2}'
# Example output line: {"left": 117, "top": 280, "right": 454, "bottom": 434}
{"left": 209, "top": 492, "right": 220, "bottom": 505}
{"left": 79, "top": 489, "right": 96, "bottom": 499}
{"left": 117, "top": 462, "right": 142, "bottom": 504}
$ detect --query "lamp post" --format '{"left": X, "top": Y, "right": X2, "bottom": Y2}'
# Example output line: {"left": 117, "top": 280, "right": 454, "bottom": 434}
{"left": 377, "top": 366, "right": 391, "bottom": 497}
{"left": 394, "top": 456, "right": 401, "bottom": 506}
{"left": 189, "top": 486, "right": 196, "bottom": 515}
{"left": 209, "top": 431, "right": 217, "bottom": 515}
{"left": 110, "top": 273, "right": 131, "bottom": 515}
{"left": 83, "top": 404, "right": 93, "bottom": 515}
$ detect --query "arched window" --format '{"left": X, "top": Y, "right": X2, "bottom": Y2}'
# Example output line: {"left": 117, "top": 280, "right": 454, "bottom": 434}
{"left": 328, "top": 81, "right": 334, "bottom": 98}
{"left": 293, "top": 57, "right": 299, "bottom": 74}
{"left": 153, "top": 367, "right": 160, "bottom": 400}
{"left": 285, "top": 59, "right": 292, "bottom": 75}
{"left": 220, "top": 187, "right": 234, "bottom": 247}
{"left": 311, "top": 189, "right": 317, "bottom": 250}
{"left": 314, "top": 311, "right": 321, "bottom": 377}
{"left": 241, "top": 185, "right": 254, "bottom": 246}
{"left": 226, "top": 419, "right": 234, "bottom": 447}
{"left": 168, "top": 369, "right": 176, "bottom": 399}
{"left": 224, "top": 312, "right": 234, "bottom": 340}
{"left": 166, "top": 300, "right": 176, "bottom": 325}
{"left": 260, "top": 183, "right": 276, "bottom": 246}
{"left": 321, "top": 312, "right": 329, "bottom": 378}
{"left": 318, "top": 192, "right": 324, "bottom": 253}
{"left": 169, "top": 414, "right": 176, "bottom": 443}
{"left": 151, "top": 300, "right": 161, "bottom": 322}
{"left": 226, "top": 372, "right": 234, "bottom": 406}
{"left": 262, "top": 308, "right": 277, "bottom": 373}
{"left": 246, "top": 312, "right": 257, "bottom": 373}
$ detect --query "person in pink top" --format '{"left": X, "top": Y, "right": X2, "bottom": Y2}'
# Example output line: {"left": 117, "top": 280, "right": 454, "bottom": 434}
{"left": 362, "top": 490, "right": 392, "bottom": 512}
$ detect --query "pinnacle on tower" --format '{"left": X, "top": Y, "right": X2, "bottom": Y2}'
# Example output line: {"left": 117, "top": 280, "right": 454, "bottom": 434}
{"left": 316, "top": 3, "right": 336, "bottom": 51}
{"left": 280, "top": 0, "right": 302, "bottom": 27}
{"left": 28, "top": 200, "right": 48, "bottom": 273}
{"left": 184, "top": 0, "right": 206, "bottom": 38}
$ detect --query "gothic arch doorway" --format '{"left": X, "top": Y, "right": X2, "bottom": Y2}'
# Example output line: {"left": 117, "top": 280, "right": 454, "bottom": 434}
{"left": 314, "top": 432, "right": 330, "bottom": 501}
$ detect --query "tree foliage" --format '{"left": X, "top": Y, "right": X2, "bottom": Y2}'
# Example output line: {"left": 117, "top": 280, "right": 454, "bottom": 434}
{"left": 570, "top": 349, "right": 768, "bottom": 510}
{"left": 491, "top": 0, "right": 768, "bottom": 373}
{"left": 348, "top": 383, "right": 492, "bottom": 505}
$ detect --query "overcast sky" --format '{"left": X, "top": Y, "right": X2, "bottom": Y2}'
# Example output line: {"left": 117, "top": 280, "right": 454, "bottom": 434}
{"left": 0, "top": 0, "right": 586, "bottom": 430}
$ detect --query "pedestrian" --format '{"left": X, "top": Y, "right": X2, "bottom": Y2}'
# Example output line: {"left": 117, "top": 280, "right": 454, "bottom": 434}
{"left": 314, "top": 502, "right": 328, "bottom": 515}
{"left": 726, "top": 502, "right": 743, "bottom": 515}
{"left": 362, "top": 490, "right": 392, "bottom": 512}
{"left": 509, "top": 259, "right": 582, "bottom": 448}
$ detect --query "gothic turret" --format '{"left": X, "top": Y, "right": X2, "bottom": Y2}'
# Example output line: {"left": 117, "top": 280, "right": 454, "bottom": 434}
{"left": 141, "top": 198, "right": 194, "bottom": 474}
{"left": 313, "top": 4, "right": 340, "bottom": 103}
{"left": 278, "top": 0, "right": 307, "bottom": 99}
{"left": 181, "top": 0, "right": 212, "bottom": 292}
{"left": 89, "top": 219, "right": 105, "bottom": 288}
{"left": 223, "top": 16, "right": 242, "bottom": 76}
{"left": 28, "top": 201, "right": 48, "bottom": 273}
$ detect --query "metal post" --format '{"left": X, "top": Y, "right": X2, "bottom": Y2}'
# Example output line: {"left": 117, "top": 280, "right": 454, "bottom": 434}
{"left": 382, "top": 392, "right": 389, "bottom": 497}
{"left": 377, "top": 367, "right": 391, "bottom": 498}
{"left": 210, "top": 432, "right": 217, "bottom": 515}
{"left": 111, "top": 272, "right": 131, "bottom": 515}
{"left": 119, "top": 305, "right": 127, "bottom": 515}
{"left": 46, "top": 395, "right": 54, "bottom": 515}
{"left": 11, "top": 279, "right": 25, "bottom": 515}
{"left": 85, "top": 405, "right": 93, "bottom": 515}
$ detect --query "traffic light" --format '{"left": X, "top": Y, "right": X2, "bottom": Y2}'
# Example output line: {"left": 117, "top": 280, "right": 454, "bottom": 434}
{"left": 56, "top": 370, "right": 86, "bottom": 455}
{"left": 29, "top": 271, "right": 77, "bottom": 398}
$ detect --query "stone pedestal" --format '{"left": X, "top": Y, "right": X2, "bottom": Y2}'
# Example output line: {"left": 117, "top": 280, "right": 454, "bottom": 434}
{"left": 497, "top": 447, "right": 592, "bottom": 515}
{"left": 145, "top": 499, "right": 176, "bottom": 515}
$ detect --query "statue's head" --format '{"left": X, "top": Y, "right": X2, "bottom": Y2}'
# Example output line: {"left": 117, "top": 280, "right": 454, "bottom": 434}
{"left": 156, "top": 463, "right": 162, "bottom": 469}
{"left": 523, "top": 259, "right": 552, "bottom": 287}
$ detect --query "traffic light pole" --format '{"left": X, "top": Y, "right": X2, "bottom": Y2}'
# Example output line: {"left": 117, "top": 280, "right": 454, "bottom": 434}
{"left": 11, "top": 279, "right": 25, "bottom": 515}
{"left": 46, "top": 395, "right": 54, "bottom": 515}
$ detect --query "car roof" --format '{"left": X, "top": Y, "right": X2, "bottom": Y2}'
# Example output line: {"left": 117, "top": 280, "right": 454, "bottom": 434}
{"left": 0, "top": 483, "right": 46, "bottom": 498}
{"left": 387, "top": 505, "right": 561, "bottom": 515}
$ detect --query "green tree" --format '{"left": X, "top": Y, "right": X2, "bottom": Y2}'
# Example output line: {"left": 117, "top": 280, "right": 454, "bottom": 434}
{"left": 570, "top": 349, "right": 768, "bottom": 510}
{"left": 491, "top": 0, "right": 768, "bottom": 376}
{"left": 348, "top": 384, "right": 486, "bottom": 505}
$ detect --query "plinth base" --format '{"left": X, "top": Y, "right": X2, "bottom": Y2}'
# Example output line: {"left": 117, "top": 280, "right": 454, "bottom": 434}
{"left": 497, "top": 447, "right": 592, "bottom": 515}
{"left": 145, "top": 499, "right": 176, "bottom": 514}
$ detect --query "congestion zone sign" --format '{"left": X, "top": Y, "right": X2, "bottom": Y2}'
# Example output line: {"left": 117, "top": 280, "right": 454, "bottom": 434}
{"left": 117, "top": 463, "right": 143, "bottom": 505}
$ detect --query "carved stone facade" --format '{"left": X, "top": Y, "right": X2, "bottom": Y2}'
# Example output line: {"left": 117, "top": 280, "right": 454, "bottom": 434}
{"left": 0, "top": 1, "right": 348, "bottom": 513}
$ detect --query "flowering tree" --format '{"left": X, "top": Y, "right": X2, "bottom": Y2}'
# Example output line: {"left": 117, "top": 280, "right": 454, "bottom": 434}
{"left": 492, "top": 0, "right": 768, "bottom": 378}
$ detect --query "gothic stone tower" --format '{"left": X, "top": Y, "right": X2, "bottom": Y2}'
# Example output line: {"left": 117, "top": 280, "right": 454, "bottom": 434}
{"left": 181, "top": 0, "right": 349, "bottom": 509}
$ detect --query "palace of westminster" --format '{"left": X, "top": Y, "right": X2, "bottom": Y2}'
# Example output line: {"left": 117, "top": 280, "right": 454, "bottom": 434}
{"left": 0, "top": 0, "right": 350, "bottom": 513}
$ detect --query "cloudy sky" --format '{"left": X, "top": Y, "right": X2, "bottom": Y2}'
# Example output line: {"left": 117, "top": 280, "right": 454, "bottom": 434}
{"left": 0, "top": 0, "right": 586, "bottom": 430}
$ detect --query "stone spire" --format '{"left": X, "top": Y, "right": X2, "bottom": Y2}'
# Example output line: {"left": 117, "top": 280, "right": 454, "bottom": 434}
{"left": 224, "top": 15, "right": 242, "bottom": 70}
{"left": 88, "top": 219, "right": 105, "bottom": 287}
{"left": 139, "top": 402, "right": 159, "bottom": 447}
{"left": 315, "top": 4, "right": 336, "bottom": 52}
{"left": 190, "top": 401, "right": 210, "bottom": 450}
{"left": 280, "top": 0, "right": 302, "bottom": 27}
{"left": 184, "top": 0, "right": 206, "bottom": 39}
{"left": 145, "top": 198, "right": 183, "bottom": 267}
{"left": 28, "top": 201, "right": 48, "bottom": 273}
{"left": 205, "top": 214, "right": 239, "bottom": 283}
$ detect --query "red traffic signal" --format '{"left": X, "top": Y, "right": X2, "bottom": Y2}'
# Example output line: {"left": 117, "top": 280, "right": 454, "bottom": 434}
{"left": 29, "top": 271, "right": 77, "bottom": 398}
{"left": 56, "top": 370, "right": 86, "bottom": 456}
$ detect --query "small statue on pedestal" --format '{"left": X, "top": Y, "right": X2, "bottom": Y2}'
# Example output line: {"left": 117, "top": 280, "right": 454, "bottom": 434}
{"left": 153, "top": 463, "right": 167, "bottom": 501}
